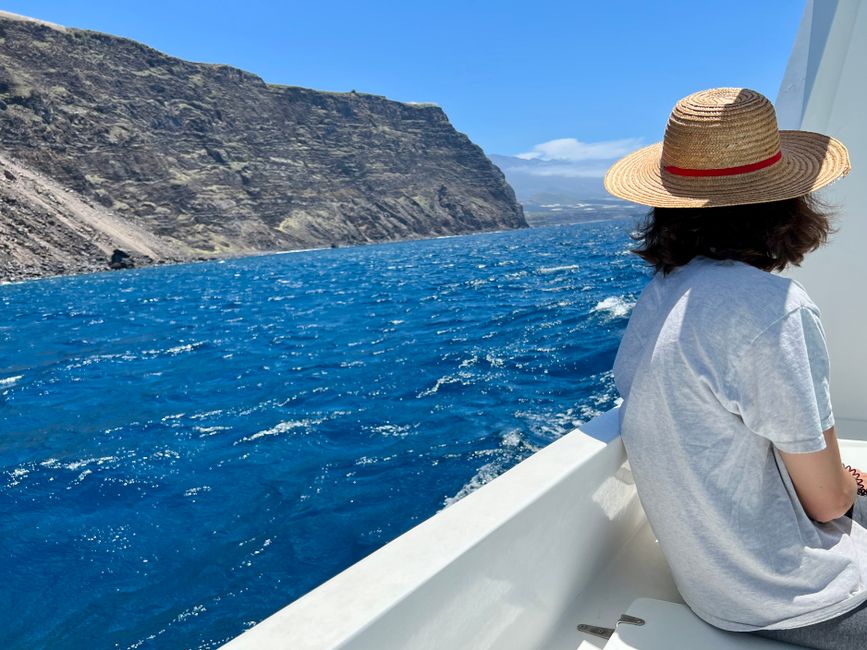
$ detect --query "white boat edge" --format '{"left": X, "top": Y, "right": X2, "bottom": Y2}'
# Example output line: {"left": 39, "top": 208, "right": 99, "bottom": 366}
{"left": 222, "top": 405, "right": 867, "bottom": 650}
{"left": 222, "top": 408, "right": 681, "bottom": 649}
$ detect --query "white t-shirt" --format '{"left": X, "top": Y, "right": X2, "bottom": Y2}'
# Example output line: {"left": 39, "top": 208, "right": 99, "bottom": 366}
{"left": 613, "top": 255, "right": 867, "bottom": 631}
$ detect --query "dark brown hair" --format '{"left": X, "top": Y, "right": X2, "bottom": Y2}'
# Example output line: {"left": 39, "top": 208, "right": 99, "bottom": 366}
{"left": 631, "top": 194, "right": 836, "bottom": 274}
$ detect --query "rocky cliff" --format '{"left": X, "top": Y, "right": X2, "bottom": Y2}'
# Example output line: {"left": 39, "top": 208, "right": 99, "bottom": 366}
{"left": 0, "top": 11, "right": 526, "bottom": 282}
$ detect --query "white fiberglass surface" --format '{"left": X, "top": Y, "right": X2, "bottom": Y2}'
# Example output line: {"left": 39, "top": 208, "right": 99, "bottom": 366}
{"left": 778, "top": 0, "right": 867, "bottom": 433}
{"left": 224, "top": 409, "right": 642, "bottom": 650}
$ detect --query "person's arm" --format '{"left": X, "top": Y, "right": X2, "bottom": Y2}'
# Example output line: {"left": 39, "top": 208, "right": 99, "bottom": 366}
{"left": 778, "top": 425, "right": 858, "bottom": 523}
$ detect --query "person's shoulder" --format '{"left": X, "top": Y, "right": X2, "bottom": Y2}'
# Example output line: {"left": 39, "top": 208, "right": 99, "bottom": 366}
{"left": 676, "top": 257, "right": 820, "bottom": 342}
{"left": 685, "top": 257, "right": 813, "bottom": 304}
{"left": 784, "top": 278, "right": 821, "bottom": 314}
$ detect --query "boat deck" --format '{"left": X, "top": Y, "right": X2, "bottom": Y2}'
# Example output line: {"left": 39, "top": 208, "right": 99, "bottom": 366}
{"left": 223, "top": 421, "right": 867, "bottom": 650}
{"left": 561, "top": 437, "right": 867, "bottom": 650}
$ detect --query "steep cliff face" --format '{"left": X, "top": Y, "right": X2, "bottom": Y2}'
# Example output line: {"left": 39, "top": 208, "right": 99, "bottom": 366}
{"left": 0, "top": 12, "right": 526, "bottom": 281}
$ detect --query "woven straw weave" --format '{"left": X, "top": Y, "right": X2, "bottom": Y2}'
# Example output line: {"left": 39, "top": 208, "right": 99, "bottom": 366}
{"left": 604, "top": 88, "right": 850, "bottom": 208}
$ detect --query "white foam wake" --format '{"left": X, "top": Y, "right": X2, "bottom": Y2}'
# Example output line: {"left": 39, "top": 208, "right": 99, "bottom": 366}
{"left": 537, "top": 264, "right": 580, "bottom": 274}
{"left": 441, "top": 429, "right": 541, "bottom": 509}
{"left": 591, "top": 296, "right": 635, "bottom": 319}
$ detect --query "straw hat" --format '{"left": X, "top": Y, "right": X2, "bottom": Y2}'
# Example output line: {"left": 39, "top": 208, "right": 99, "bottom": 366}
{"left": 604, "top": 87, "right": 850, "bottom": 208}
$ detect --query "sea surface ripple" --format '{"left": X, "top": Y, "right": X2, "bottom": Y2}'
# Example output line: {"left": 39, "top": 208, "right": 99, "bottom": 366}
{"left": 0, "top": 217, "right": 650, "bottom": 649}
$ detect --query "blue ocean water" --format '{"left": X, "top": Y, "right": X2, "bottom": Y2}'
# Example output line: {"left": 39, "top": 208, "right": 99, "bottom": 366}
{"left": 0, "top": 217, "right": 650, "bottom": 649}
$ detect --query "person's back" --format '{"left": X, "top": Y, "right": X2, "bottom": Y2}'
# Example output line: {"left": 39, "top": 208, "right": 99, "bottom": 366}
{"left": 603, "top": 87, "right": 867, "bottom": 649}
{"left": 613, "top": 255, "right": 867, "bottom": 630}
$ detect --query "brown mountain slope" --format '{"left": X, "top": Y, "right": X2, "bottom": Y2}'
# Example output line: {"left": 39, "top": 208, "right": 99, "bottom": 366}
{"left": 0, "top": 152, "right": 186, "bottom": 282}
{"left": 0, "top": 11, "right": 526, "bottom": 281}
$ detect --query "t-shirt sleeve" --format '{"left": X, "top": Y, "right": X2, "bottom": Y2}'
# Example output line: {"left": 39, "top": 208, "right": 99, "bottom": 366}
{"left": 723, "top": 305, "right": 834, "bottom": 453}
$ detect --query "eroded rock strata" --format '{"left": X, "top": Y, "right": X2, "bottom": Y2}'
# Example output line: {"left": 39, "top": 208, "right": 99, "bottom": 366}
{"left": 0, "top": 12, "right": 525, "bottom": 282}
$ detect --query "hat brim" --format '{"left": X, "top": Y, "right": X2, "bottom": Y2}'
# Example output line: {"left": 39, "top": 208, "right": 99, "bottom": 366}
{"left": 603, "top": 131, "right": 851, "bottom": 208}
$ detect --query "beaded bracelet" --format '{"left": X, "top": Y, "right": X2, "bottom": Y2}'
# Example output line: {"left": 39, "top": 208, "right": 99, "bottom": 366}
{"left": 844, "top": 464, "right": 867, "bottom": 496}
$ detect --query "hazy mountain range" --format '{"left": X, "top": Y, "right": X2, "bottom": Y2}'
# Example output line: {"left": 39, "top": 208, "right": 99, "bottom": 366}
{"left": 489, "top": 153, "right": 646, "bottom": 226}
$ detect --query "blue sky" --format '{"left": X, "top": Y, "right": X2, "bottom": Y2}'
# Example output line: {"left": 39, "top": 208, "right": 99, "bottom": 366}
{"left": 4, "top": 1, "right": 804, "bottom": 162}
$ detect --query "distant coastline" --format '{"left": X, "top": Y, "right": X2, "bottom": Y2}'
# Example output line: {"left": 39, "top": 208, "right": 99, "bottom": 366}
{"left": 0, "top": 215, "right": 635, "bottom": 286}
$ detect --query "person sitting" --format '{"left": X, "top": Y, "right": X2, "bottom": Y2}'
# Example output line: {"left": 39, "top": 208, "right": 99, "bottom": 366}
{"left": 604, "top": 87, "right": 867, "bottom": 650}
